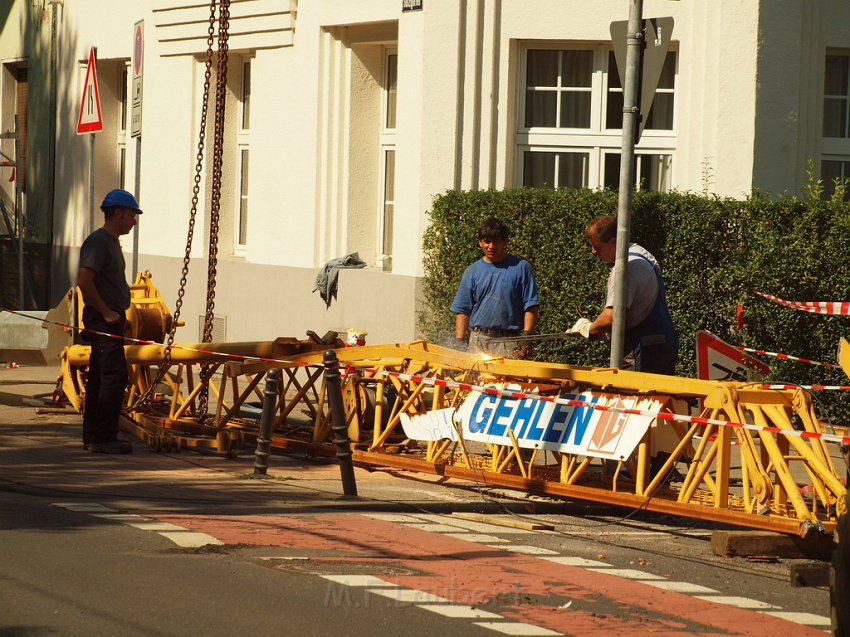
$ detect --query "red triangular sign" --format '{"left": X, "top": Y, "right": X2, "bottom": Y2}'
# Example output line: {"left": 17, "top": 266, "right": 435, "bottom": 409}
{"left": 76, "top": 47, "right": 103, "bottom": 135}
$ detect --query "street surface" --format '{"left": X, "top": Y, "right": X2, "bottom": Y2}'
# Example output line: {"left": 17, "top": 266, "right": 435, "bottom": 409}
{"left": 0, "top": 365, "right": 835, "bottom": 636}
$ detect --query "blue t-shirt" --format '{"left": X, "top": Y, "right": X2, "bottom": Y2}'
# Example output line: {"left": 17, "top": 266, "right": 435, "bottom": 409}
{"left": 450, "top": 255, "right": 539, "bottom": 331}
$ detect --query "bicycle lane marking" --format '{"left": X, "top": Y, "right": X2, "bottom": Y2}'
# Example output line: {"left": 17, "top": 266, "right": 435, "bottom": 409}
{"left": 142, "top": 510, "right": 830, "bottom": 636}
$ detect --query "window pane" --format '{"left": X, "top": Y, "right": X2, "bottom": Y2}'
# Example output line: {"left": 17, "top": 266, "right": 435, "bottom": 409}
{"left": 604, "top": 153, "right": 672, "bottom": 192}
{"left": 382, "top": 150, "right": 395, "bottom": 268}
{"left": 562, "top": 50, "right": 592, "bottom": 87}
{"left": 385, "top": 54, "right": 397, "bottom": 129}
{"left": 238, "top": 149, "right": 249, "bottom": 245}
{"left": 824, "top": 55, "right": 849, "bottom": 95}
{"left": 606, "top": 90, "right": 624, "bottom": 129}
{"left": 525, "top": 90, "right": 557, "bottom": 127}
{"left": 823, "top": 98, "right": 848, "bottom": 137}
{"left": 822, "top": 159, "right": 850, "bottom": 200}
{"left": 645, "top": 92, "right": 674, "bottom": 130}
{"left": 241, "top": 61, "right": 251, "bottom": 130}
{"left": 527, "top": 50, "right": 559, "bottom": 86}
{"left": 557, "top": 152, "right": 588, "bottom": 189}
{"left": 523, "top": 151, "right": 556, "bottom": 187}
{"left": 607, "top": 51, "right": 622, "bottom": 89}
{"left": 560, "top": 91, "right": 591, "bottom": 128}
{"left": 641, "top": 153, "right": 672, "bottom": 191}
{"left": 656, "top": 52, "right": 676, "bottom": 89}
{"left": 604, "top": 153, "right": 621, "bottom": 189}
{"left": 523, "top": 151, "right": 588, "bottom": 188}
{"left": 120, "top": 67, "right": 128, "bottom": 131}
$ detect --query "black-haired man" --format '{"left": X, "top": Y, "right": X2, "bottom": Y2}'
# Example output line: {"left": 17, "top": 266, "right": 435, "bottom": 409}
{"left": 451, "top": 217, "right": 539, "bottom": 357}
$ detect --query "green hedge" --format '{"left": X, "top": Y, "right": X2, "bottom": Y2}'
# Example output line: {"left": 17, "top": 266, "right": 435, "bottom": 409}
{"left": 420, "top": 188, "right": 850, "bottom": 421}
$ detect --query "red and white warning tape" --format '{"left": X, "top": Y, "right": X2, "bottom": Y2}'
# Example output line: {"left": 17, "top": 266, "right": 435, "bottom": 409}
{"left": 0, "top": 308, "right": 313, "bottom": 369}
{"left": 732, "top": 344, "right": 839, "bottom": 369}
{"left": 754, "top": 290, "right": 850, "bottom": 316}
{"left": 760, "top": 383, "right": 850, "bottom": 391}
{"left": 4, "top": 308, "right": 849, "bottom": 445}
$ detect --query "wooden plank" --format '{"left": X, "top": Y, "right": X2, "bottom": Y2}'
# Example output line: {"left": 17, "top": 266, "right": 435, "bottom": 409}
{"left": 789, "top": 562, "right": 832, "bottom": 588}
{"left": 711, "top": 530, "right": 834, "bottom": 560}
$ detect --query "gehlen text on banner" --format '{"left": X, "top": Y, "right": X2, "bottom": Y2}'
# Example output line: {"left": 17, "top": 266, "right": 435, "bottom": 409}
{"left": 401, "top": 385, "right": 665, "bottom": 461}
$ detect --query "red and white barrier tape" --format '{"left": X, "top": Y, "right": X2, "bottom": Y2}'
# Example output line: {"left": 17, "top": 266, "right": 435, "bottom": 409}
{"left": 754, "top": 291, "right": 850, "bottom": 316}
{"left": 732, "top": 344, "right": 839, "bottom": 369}
{"left": 0, "top": 308, "right": 314, "bottom": 369}
{"left": 760, "top": 383, "right": 850, "bottom": 391}
{"left": 361, "top": 367, "right": 850, "bottom": 446}
{"left": 4, "top": 308, "right": 850, "bottom": 444}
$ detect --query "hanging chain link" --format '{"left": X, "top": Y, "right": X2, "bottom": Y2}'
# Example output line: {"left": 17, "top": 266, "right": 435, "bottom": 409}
{"left": 126, "top": 0, "right": 222, "bottom": 415}
{"left": 197, "top": 0, "right": 230, "bottom": 419}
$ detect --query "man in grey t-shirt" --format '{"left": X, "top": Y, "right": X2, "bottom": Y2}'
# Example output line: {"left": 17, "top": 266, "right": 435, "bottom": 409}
{"left": 76, "top": 189, "right": 142, "bottom": 454}
{"left": 568, "top": 215, "right": 677, "bottom": 375}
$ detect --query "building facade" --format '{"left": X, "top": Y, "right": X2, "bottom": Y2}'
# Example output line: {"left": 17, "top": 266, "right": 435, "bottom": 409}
{"left": 2, "top": 0, "right": 849, "bottom": 343}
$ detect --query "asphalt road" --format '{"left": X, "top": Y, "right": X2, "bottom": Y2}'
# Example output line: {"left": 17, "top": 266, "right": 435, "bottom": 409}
{"left": 0, "top": 367, "right": 838, "bottom": 636}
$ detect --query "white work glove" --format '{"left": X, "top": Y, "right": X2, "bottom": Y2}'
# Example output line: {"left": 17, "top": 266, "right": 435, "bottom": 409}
{"left": 566, "top": 317, "right": 592, "bottom": 339}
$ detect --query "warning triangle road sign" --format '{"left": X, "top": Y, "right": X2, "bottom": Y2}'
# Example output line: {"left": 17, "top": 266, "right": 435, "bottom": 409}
{"left": 77, "top": 47, "right": 103, "bottom": 135}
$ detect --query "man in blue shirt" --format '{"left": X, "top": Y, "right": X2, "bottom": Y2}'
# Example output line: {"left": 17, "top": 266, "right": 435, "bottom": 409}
{"left": 450, "top": 218, "right": 539, "bottom": 357}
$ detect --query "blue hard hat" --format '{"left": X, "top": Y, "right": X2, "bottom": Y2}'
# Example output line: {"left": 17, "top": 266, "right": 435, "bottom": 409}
{"left": 100, "top": 189, "right": 142, "bottom": 214}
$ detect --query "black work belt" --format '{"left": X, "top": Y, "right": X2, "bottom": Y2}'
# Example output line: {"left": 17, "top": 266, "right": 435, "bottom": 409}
{"left": 471, "top": 327, "right": 520, "bottom": 337}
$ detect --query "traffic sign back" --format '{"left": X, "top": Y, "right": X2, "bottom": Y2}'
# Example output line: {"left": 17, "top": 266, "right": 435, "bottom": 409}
{"left": 610, "top": 17, "right": 673, "bottom": 139}
{"left": 696, "top": 330, "right": 770, "bottom": 382}
{"left": 76, "top": 47, "right": 103, "bottom": 135}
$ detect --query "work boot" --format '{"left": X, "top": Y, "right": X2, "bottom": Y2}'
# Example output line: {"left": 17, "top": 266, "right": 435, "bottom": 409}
{"left": 89, "top": 439, "right": 133, "bottom": 454}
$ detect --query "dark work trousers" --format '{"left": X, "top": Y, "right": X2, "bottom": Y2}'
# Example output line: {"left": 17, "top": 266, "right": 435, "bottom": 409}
{"left": 82, "top": 311, "right": 128, "bottom": 445}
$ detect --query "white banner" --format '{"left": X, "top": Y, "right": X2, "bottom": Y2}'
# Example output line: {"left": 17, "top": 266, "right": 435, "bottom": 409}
{"left": 454, "top": 386, "right": 664, "bottom": 460}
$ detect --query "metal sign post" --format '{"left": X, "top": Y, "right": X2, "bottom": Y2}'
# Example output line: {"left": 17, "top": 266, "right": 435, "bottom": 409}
{"left": 131, "top": 21, "right": 144, "bottom": 276}
{"left": 609, "top": 0, "right": 644, "bottom": 369}
{"left": 608, "top": 3, "right": 674, "bottom": 369}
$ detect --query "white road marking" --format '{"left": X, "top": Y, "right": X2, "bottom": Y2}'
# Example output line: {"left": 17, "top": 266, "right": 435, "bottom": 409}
{"left": 407, "top": 523, "right": 471, "bottom": 533}
{"left": 694, "top": 595, "right": 779, "bottom": 610}
{"left": 473, "top": 621, "right": 561, "bottom": 635}
{"left": 320, "top": 575, "right": 398, "bottom": 588}
{"left": 158, "top": 531, "right": 223, "bottom": 547}
{"left": 542, "top": 556, "right": 611, "bottom": 568}
{"left": 417, "top": 604, "right": 502, "bottom": 619}
{"left": 643, "top": 580, "right": 718, "bottom": 594}
{"left": 91, "top": 513, "right": 187, "bottom": 531}
{"left": 367, "top": 588, "right": 451, "bottom": 604}
{"left": 760, "top": 611, "right": 832, "bottom": 626}
{"left": 443, "top": 533, "right": 508, "bottom": 543}
{"left": 489, "top": 544, "right": 559, "bottom": 555}
{"left": 410, "top": 514, "right": 531, "bottom": 534}
{"left": 586, "top": 568, "right": 665, "bottom": 580}
{"left": 361, "top": 513, "right": 423, "bottom": 523}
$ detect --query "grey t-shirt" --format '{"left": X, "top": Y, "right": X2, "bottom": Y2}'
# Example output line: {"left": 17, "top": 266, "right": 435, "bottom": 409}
{"left": 605, "top": 243, "right": 660, "bottom": 329}
{"left": 79, "top": 227, "right": 130, "bottom": 312}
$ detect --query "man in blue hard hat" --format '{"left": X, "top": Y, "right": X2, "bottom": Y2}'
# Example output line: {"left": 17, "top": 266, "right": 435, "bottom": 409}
{"left": 75, "top": 189, "right": 142, "bottom": 454}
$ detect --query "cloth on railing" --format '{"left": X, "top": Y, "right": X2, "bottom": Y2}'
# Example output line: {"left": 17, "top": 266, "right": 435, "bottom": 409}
{"left": 313, "top": 252, "right": 367, "bottom": 308}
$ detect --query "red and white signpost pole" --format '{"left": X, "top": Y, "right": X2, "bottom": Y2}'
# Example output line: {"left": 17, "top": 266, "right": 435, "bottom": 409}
{"left": 76, "top": 46, "right": 103, "bottom": 235}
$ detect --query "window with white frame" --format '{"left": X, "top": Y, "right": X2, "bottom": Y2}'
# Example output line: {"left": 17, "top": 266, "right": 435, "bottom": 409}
{"left": 822, "top": 52, "right": 850, "bottom": 199}
{"left": 517, "top": 45, "right": 677, "bottom": 191}
{"left": 235, "top": 58, "right": 251, "bottom": 250}
{"left": 377, "top": 50, "right": 397, "bottom": 272}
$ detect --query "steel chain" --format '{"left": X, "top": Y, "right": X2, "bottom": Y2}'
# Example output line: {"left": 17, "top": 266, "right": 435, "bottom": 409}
{"left": 125, "top": 0, "right": 219, "bottom": 415}
{"left": 198, "top": 0, "right": 230, "bottom": 419}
